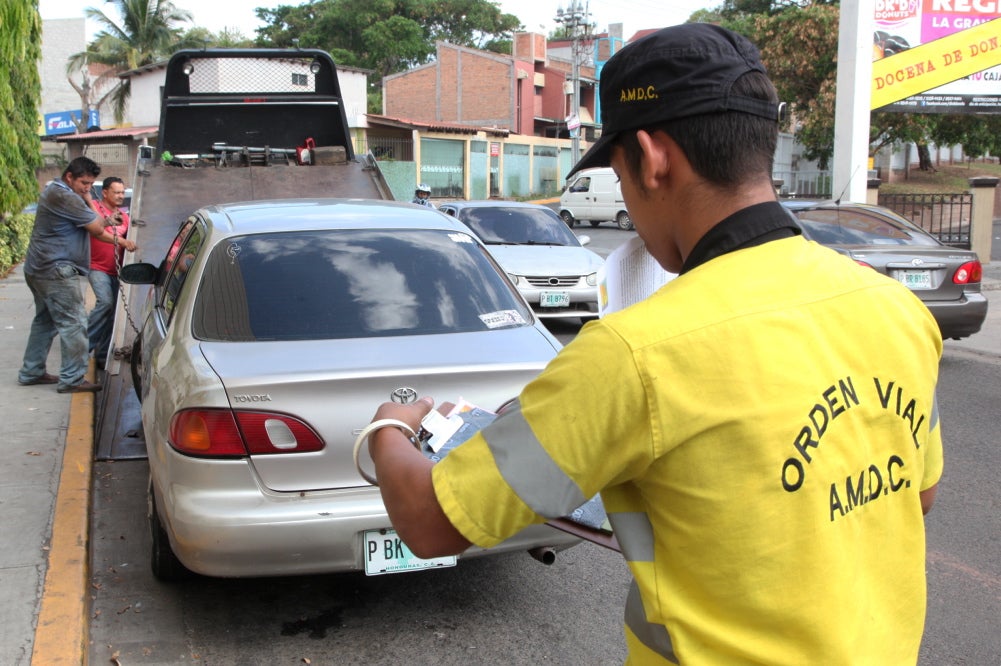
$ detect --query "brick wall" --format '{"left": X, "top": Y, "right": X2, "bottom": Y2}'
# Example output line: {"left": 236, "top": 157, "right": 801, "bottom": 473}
{"left": 385, "top": 66, "right": 439, "bottom": 120}
{"left": 441, "top": 45, "right": 513, "bottom": 126}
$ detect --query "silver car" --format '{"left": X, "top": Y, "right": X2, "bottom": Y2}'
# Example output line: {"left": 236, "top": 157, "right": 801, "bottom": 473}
{"left": 121, "top": 199, "right": 579, "bottom": 580}
{"left": 783, "top": 200, "right": 988, "bottom": 340}
{"left": 438, "top": 201, "right": 604, "bottom": 321}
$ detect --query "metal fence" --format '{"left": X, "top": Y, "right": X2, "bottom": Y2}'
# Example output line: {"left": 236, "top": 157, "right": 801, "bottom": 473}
{"left": 773, "top": 170, "right": 832, "bottom": 199}
{"left": 354, "top": 137, "right": 414, "bottom": 162}
{"left": 878, "top": 192, "right": 972, "bottom": 248}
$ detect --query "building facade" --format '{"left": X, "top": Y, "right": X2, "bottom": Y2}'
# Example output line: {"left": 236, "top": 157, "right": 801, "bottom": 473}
{"left": 383, "top": 34, "right": 598, "bottom": 143}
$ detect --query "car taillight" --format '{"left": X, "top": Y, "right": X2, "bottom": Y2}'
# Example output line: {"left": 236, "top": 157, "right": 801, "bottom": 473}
{"left": 168, "top": 409, "right": 324, "bottom": 457}
{"left": 953, "top": 260, "right": 982, "bottom": 285}
{"left": 235, "top": 411, "right": 324, "bottom": 454}
{"left": 855, "top": 260, "right": 874, "bottom": 269}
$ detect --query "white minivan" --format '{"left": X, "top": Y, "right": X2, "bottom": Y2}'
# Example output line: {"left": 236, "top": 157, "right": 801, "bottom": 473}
{"left": 559, "top": 167, "right": 633, "bottom": 230}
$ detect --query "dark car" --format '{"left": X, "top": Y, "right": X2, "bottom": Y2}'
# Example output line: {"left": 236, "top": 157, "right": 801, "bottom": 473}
{"left": 783, "top": 200, "right": 987, "bottom": 340}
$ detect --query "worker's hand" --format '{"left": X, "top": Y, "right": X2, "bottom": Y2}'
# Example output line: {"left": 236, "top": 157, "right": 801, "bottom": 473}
{"left": 372, "top": 396, "right": 436, "bottom": 433}
{"left": 119, "top": 238, "right": 137, "bottom": 252}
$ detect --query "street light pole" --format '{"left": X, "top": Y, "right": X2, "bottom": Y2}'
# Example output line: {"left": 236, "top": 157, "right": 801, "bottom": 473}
{"left": 554, "top": 0, "right": 591, "bottom": 166}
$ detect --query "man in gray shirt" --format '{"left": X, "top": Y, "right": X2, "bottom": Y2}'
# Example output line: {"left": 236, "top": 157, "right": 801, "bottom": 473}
{"left": 18, "top": 157, "right": 137, "bottom": 393}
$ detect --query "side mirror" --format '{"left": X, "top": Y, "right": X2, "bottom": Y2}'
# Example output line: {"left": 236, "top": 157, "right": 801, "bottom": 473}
{"left": 119, "top": 262, "right": 159, "bottom": 284}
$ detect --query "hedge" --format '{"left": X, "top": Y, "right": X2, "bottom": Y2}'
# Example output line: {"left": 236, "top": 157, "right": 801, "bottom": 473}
{"left": 0, "top": 212, "right": 33, "bottom": 277}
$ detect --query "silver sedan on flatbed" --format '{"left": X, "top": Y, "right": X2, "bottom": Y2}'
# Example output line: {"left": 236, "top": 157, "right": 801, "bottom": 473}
{"left": 121, "top": 199, "right": 579, "bottom": 580}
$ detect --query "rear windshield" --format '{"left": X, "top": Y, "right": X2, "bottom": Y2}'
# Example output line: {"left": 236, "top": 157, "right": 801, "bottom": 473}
{"left": 792, "top": 208, "right": 939, "bottom": 246}
{"left": 192, "top": 229, "right": 533, "bottom": 341}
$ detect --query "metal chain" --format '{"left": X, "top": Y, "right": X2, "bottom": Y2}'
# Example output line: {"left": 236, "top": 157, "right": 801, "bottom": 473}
{"left": 111, "top": 217, "right": 142, "bottom": 362}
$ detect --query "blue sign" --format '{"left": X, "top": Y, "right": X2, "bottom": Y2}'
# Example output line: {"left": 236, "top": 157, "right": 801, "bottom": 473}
{"left": 43, "top": 109, "right": 100, "bottom": 136}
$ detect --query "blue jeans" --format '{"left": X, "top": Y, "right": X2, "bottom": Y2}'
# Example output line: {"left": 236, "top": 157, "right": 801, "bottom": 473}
{"left": 87, "top": 270, "right": 119, "bottom": 365}
{"left": 19, "top": 264, "right": 90, "bottom": 389}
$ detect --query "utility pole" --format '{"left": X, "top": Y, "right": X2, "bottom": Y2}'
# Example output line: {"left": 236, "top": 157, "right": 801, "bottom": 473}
{"left": 554, "top": 1, "right": 592, "bottom": 165}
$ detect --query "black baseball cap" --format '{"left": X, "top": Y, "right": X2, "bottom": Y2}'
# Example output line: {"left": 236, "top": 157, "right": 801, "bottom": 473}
{"left": 568, "top": 24, "right": 781, "bottom": 178}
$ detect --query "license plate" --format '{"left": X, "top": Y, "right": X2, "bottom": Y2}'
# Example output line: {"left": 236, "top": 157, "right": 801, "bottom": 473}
{"left": 897, "top": 269, "right": 931, "bottom": 290}
{"left": 540, "top": 291, "right": 570, "bottom": 307}
{"left": 363, "top": 529, "right": 457, "bottom": 576}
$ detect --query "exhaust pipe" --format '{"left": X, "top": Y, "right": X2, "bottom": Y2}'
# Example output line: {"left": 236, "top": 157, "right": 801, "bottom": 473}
{"left": 528, "top": 546, "right": 556, "bottom": 565}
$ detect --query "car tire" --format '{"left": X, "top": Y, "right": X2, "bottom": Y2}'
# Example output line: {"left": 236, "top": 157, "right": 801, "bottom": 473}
{"left": 560, "top": 210, "right": 575, "bottom": 228}
{"left": 148, "top": 477, "right": 192, "bottom": 581}
{"left": 130, "top": 335, "right": 143, "bottom": 403}
{"left": 589, "top": 220, "right": 601, "bottom": 228}
{"left": 616, "top": 211, "right": 634, "bottom": 231}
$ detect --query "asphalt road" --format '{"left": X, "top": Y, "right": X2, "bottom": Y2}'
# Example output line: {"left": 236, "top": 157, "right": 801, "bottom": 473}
{"left": 87, "top": 226, "right": 1001, "bottom": 664}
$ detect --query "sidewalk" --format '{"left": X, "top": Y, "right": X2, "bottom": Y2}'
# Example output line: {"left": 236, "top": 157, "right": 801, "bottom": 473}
{"left": 1, "top": 263, "right": 92, "bottom": 665}
{"left": 0, "top": 250, "right": 998, "bottom": 665}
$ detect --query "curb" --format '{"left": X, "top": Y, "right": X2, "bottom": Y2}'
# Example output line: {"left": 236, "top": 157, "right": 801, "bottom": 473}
{"left": 31, "top": 367, "right": 95, "bottom": 665}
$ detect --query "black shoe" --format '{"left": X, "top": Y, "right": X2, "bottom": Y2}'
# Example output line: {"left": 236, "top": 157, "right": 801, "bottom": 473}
{"left": 57, "top": 380, "right": 103, "bottom": 394}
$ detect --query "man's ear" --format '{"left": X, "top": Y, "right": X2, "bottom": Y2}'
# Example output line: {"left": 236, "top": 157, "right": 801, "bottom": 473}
{"left": 634, "top": 129, "right": 672, "bottom": 192}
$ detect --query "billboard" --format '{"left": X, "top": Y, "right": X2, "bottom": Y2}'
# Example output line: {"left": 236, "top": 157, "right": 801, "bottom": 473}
{"left": 874, "top": 1, "right": 1001, "bottom": 113}
{"left": 43, "top": 109, "right": 100, "bottom": 136}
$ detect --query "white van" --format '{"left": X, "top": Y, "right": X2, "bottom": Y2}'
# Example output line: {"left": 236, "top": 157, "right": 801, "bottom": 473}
{"left": 559, "top": 167, "right": 633, "bottom": 230}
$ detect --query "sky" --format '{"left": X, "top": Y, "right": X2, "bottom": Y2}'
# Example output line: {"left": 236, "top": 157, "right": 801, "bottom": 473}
{"left": 38, "top": 0, "right": 718, "bottom": 43}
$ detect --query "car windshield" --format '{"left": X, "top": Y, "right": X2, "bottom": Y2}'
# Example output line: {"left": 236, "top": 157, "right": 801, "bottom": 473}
{"left": 191, "top": 228, "right": 533, "bottom": 342}
{"left": 792, "top": 208, "right": 939, "bottom": 247}
{"left": 458, "top": 207, "right": 580, "bottom": 247}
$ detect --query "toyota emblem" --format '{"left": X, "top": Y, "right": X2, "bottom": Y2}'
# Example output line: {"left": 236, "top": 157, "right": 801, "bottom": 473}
{"left": 391, "top": 387, "right": 418, "bottom": 404}
{"left": 911, "top": 258, "right": 924, "bottom": 266}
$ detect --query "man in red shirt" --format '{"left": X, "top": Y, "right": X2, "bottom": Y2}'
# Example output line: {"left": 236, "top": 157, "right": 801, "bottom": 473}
{"left": 88, "top": 176, "right": 129, "bottom": 369}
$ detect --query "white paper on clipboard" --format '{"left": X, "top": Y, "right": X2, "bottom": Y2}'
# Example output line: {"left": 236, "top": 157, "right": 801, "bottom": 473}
{"left": 597, "top": 235, "right": 678, "bottom": 316}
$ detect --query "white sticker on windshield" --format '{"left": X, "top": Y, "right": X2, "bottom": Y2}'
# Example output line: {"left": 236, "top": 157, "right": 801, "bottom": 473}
{"left": 449, "top": 233, "right": 474, "bottom": 244}
{"left": 480, "top": 310, "right": 527, "bottom": 328}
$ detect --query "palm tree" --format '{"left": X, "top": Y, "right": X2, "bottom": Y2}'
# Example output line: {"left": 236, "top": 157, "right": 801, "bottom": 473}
{"left": 67, "top": 0, "right": 201, "bottom": 124}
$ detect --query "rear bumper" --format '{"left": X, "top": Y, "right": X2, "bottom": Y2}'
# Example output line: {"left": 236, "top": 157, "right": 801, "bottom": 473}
{"left": 156, "top": 463, "right": 580, "bottom": 578}
{"left": 928, "top": 291, "right": 988, "bottom": 340}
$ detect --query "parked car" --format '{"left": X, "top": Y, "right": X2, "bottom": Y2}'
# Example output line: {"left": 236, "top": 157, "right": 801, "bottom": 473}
{"left": 120, "top": 198, "right": 579, "bottom": 580}
{"left": 559, "top": 167, "right": 633, "bottom": 230}
{"left": 438, "top": 200, "right": 604, "bottom": 321}
{"left": 783, "top": 200, "right": 987, "bottom": 340}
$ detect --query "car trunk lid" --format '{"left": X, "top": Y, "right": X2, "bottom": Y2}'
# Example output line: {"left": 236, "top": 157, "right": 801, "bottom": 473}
{"left": 200, "top": 328, "right": 558, "bottom": 491}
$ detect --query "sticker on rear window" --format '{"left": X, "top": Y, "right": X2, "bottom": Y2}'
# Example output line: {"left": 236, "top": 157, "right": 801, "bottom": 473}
{"left": 480, "top": 310, "right": 527, "bottom": 328}
{"left": 448, "top": 233, "right": 474, "bottom": 244}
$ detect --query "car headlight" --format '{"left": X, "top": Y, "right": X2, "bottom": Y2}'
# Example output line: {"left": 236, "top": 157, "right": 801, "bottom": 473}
{"left": 586, "top": 272, "right": 598, "bottom": 286}
{"left": 508, "top": 274, "right": 523, "bottom": 286}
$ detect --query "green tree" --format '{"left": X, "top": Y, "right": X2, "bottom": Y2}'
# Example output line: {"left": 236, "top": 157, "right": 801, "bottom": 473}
{"left": 0, "top": 0, "right": 41, "bottom": 272}
{"left": 929, "top": 115, "right": 1001, "bottom": 163}
{"left": 68, "top": 0, "right": 201, "bottom": 123}
{"left": 700, "top": 1, "right": 996, "bottom": 171}
{"left": 0, "top": 0, "right": 43, "bottom": 220}
{"left": 742, "top": 3, "right": 840, "bottom": 168}
{"left": 256, "top": 0, "right": 522, "bottom": 79}
{"left": 181, "top": 25, "right": 255, "bottom": 49}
